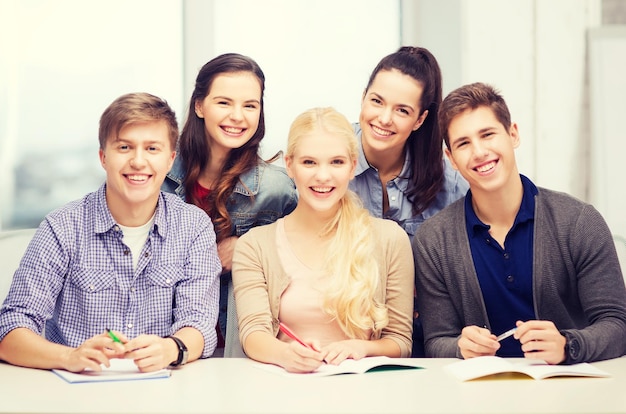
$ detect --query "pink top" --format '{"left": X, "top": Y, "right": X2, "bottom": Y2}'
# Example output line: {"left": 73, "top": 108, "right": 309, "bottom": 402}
{"left": 275, "top": 219, "right": 349, "bottom": 347}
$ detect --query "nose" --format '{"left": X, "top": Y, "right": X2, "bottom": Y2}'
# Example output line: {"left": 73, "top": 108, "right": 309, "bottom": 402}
{"left": 472, "top": 141, "right": 489, "bottom": 159}
{"left": 130, "top": 149, "right": 147, "bottom": 169}
{"left": 315, "top": 163, "right": 331, "bottom": 181}
{"left": 229, "top": 105, "right": 243, "bottom": 122}
{"left": 377, "top": 107, "right": 393, "bottom": 125}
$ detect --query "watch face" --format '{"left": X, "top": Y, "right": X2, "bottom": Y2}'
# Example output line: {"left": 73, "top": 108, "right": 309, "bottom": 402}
{"left": 568, "top": 336, "right": 581, "bottom": 360}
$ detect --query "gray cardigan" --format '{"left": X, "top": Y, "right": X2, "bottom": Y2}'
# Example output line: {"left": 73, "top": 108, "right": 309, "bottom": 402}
{"left": 412, "top": 187, "right": 626, "bottom": 363}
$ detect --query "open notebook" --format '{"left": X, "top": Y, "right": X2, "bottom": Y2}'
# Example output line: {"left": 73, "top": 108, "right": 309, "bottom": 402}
{"left": 445, "top": 356, "right": 611, "bottom": 381}
{"left": 52, "top": 359, "right": 171, "bottom": 383}
{"left": 253, "top": 356, "right": 424, "bottom": 377}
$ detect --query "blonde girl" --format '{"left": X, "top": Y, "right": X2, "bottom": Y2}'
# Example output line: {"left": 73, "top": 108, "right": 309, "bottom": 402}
{"left": 232, "top": 107, "right": 413, "bottom": 373}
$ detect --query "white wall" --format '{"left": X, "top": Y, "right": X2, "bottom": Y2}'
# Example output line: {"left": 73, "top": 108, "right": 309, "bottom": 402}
{"left": 1, "top": 0, "right": 619, "bottom": 237}
{"left": 183, "top": 0, "right": 400, "bottom": 162}
{"left": 406, "top": 0, "right": 601, "bottom": 202}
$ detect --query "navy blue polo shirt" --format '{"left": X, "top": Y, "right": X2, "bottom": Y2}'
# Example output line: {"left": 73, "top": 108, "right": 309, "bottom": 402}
{"left": 465, "top": 174, "right": 538, "bottom": 356}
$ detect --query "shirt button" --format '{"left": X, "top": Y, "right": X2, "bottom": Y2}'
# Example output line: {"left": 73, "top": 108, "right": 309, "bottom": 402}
{"left": 504, "top": 253, "right": 510, "bottom": 259}
{"left": 165, "top": 278, "right": 172, "bottom": 284}
{"left": 130, "top": 287, "right": 136, "bottom": 292}
{"left": 506, "top": 275, "right": 514, "bottom": 283}
{"left": 89, "top": 284, "right": 95, "bottom": 291}
{"left": 390, "top": 196, "right": 396, "bottom": 201}
{"left": 144, "top": 252, "right": 149, "bottom": 257}
{"left": 124, "top": 250, "right": 130, "bottom": 255}
{"left": 127, "top": 323, "right": 133, "bottom": 329}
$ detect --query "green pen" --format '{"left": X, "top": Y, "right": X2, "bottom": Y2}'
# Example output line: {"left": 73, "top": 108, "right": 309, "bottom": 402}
{"left": 106, "top": 328, "right": 122, "bottom": 343}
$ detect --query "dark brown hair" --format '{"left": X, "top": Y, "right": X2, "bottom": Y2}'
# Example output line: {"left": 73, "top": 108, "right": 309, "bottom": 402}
{"left": 179, "top": 53, "right": 265, "bottom": 242}
{"left": 365, "top": 46, "right": 444, "bottom": 216}
{"left": 439, "top": 82, "right": 512, "bottom": 149}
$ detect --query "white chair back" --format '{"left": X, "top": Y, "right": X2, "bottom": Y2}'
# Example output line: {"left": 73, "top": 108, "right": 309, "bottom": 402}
{"left": 0, "top": 228, "right": 37, "bottom": 302}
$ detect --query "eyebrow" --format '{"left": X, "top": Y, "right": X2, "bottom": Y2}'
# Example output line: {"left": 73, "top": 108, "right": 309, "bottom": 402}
{"left": 368, "top": 92, "right": 416, "bottom": 112}
{"left": 450, "top": 126, "right": 497, "bottom": 146}
{"left": 212, "top": 95, "right": 260, "bottom": 104}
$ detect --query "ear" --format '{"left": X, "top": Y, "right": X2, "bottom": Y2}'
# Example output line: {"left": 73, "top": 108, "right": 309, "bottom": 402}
{"left": 349, "top": 156, "right": 357, "bottom": 180}
{"left": 413, "top": 110, "right": 429, "bottom": 131}
{"left": 285, "top": 155, "right": 294, "bottom": 178}
{"left": 444, "top": 147, "right": 459, "bottom": 171}
{"left": 99, "top": 148, "right": 106, "bottom": 169}
{"left": 168, "top": 150, "right": 176, "bottom": 170}
{"left": 509, "top": 122, "right": 520, "bottom": 149}
{"left": 194, "top": 100, "right": 204, "bottom": 118}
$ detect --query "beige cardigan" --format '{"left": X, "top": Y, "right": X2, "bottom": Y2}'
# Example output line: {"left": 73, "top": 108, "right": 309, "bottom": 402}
{"left": 232, "top": 217, "right": 414, "bottom": 357}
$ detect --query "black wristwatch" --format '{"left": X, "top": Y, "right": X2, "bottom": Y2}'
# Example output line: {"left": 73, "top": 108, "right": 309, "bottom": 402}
{"left": 563, "top": 331, "right": 581, "bottom": 364}
{"left": 168, "top": 336, "right": 188, "bottom": 367}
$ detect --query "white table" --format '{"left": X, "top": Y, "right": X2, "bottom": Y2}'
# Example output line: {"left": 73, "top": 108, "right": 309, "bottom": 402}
{"left": 1, "top": 357, "right": 625, "bottom": 414}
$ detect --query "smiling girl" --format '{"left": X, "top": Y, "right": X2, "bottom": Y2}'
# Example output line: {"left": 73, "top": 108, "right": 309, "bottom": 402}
{"left": 162, "top": 53, "right": 297, "bottom": 346}
{"left": 232, "top": 107, "right": 413, "bottom": 373}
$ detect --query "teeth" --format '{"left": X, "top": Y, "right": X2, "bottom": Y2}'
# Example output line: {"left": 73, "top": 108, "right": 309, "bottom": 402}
{"left": 476, "top": 162, "right": 496, "bottom": 173}
{"left": 372, "top": 125, "right": 392, "bottom": 136}
{"left": 223, "top": 127, "right": 243, "bottom": 134}
{"left": 128, "top": 175, "right": 148, "bottom": 182}
{"left": 312, "top": 187, "right": 332, "bottom": 193}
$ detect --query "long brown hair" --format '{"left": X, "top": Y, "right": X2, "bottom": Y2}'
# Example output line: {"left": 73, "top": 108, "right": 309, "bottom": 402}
{"left": 365, "top": 46, "right": 444, "bottom": 216}
{"left": 179, "top": 53, "right": 266, "bottom": 242}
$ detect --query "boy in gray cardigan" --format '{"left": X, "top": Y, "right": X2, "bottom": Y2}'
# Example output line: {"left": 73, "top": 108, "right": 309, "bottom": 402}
{"left": 413, "top": 82, "right": 626, "bottom": 364}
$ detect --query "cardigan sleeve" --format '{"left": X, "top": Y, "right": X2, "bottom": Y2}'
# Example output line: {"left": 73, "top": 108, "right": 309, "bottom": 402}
{"left": 231, "top": 227, "right": 276, "bottom": 352}
{"left": 378, "top": 220, "right": 414, "bottom": 357}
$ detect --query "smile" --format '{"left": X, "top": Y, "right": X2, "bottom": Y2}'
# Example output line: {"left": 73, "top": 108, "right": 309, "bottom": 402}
{"left": 126, "top": 174, "right": 150, "bottom": 182}
{"left": 475, "top": 161, "right": 496, "bottom": 173}
{"left": 222, "top": 126, "right": 245, "bottom": 135}
{"left": 371, "top": 125, "right": 393, "bottom": 137}
{"left": 311, "top": 186, "right": 333, "bottom": 193}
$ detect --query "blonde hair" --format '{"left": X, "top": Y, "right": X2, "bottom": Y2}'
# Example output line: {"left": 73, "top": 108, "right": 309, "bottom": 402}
{"left": 286, "top": 107, "right": 389, "bottom": 339}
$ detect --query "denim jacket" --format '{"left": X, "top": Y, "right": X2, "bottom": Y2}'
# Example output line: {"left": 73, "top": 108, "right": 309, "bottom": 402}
{"left": 349, "top": 123, "right": 469, "bottom": 240}
{"left": 162, "top": 156, "right": 298, "bottom": 238}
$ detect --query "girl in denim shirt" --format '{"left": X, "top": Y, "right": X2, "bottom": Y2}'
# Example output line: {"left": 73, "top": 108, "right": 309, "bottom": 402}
{"left": 162, "top": 53, "right": 297, "bottom": 346}
{"left": 349, "top": 47, "right": 468, "bottom": 357}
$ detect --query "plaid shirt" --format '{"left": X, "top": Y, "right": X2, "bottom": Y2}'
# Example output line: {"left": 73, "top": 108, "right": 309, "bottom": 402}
{"left": 0, "top": 184, "right": 220, "bottom": 358}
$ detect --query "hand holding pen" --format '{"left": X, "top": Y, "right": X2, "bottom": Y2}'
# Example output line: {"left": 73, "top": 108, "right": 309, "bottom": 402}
{"left": 278, "top": 322, "right": 326, "bottom": 373}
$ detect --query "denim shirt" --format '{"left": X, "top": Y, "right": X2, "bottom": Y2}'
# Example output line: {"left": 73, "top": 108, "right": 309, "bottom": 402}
{"left": 349, "top": 123, "right": 469, "bottom": 240}
{"left": 162, "top": 156, "right": 298, "bottom": 238}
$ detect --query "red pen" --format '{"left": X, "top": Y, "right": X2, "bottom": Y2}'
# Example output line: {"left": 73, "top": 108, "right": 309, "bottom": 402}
{"left": 279, "top": 322, "right": 315, "bottom": 350}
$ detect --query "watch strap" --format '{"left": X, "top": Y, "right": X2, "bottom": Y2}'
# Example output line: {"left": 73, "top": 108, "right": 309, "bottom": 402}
{"left": 167, "top": 335, "right": 188, "bottom": 367}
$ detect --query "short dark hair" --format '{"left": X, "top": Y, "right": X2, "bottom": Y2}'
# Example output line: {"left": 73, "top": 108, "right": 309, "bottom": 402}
{"left": 98, "top": 92, "right": 178, "bottom": 150}
{"left": 439, "top": 82, "right": 511, "bottom": 149}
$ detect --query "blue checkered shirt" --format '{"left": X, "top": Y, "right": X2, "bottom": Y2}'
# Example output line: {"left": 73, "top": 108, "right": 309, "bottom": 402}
{"left": 0, "top": 184, "right": 220, "bottom": 358}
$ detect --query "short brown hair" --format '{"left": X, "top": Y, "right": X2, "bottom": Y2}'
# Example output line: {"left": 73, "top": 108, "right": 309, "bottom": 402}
{"left": 98, "top": 92, "right": 178, "bottom": 150}
{"left": 439, "top": 82, "right": 511, "bottom": 149}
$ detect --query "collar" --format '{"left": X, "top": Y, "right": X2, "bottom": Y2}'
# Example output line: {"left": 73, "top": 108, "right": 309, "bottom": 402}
{"left": 465, "top": 174, "right": 538, "bottom": 236}
{"left": 93, "top": 183, "right": 166, "bottom": 238}
{"left": 353, "top": 123, "right": 411, "bottom": 192}
{"left": 165, "top": 156, "right": 263, "bottom": 197}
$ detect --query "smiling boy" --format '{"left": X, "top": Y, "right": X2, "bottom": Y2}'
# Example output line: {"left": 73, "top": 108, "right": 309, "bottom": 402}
{"left": 413, "top": 82, "right": 626, "bottom": 364}
{"left": 0, "top": 93, "right": 220, "bottom": 372}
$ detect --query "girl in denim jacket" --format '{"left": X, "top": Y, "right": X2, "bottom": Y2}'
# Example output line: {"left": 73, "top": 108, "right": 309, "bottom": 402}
{"left": 162, "top": 53, "right": 297, "bottom": 345}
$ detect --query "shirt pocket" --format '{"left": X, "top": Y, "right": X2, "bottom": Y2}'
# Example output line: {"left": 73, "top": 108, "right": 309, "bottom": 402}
{"left": 62, "top": 268, "right": 116, "bottom": 330}
{"left": 140, "top": 265, "right": 182, "bottom": 331}
{"left": 231, "top": 210, "right": 281, "bottom": 236}
{"left": 400, "top": 216, "right": 425, "bottom": 239}
{"left": 69, "top": 268, "right": 115, "bottom": 293}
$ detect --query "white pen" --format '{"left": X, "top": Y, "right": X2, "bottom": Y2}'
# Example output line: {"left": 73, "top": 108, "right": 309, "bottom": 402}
{"left": 496, "top": 327, "right": 517, "bottom": 341}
